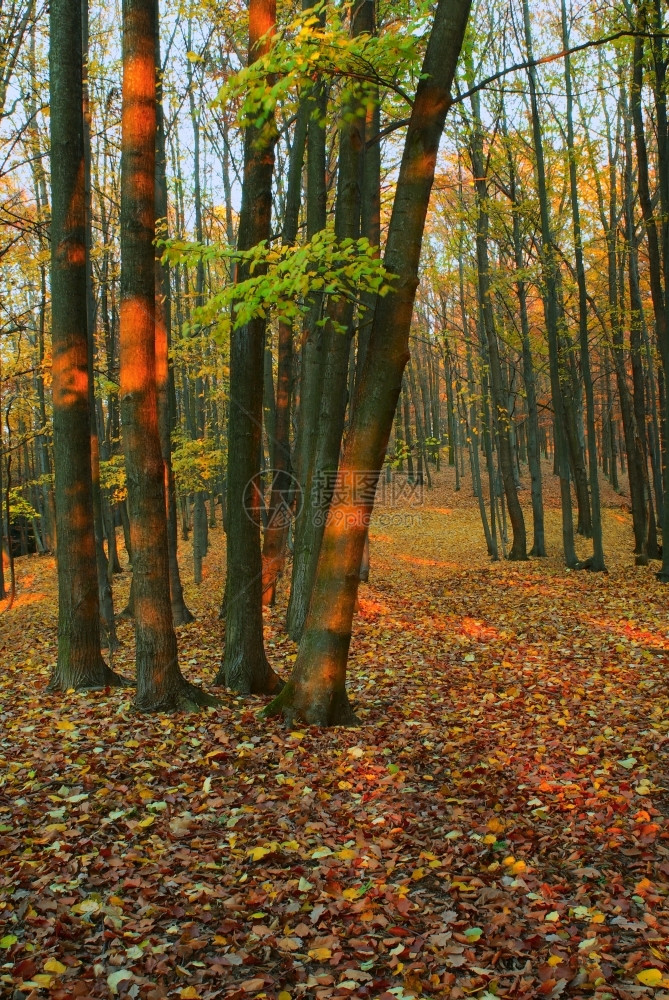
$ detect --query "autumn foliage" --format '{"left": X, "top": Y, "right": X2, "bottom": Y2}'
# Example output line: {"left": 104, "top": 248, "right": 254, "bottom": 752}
{"left": 1, "top": 468, "right": 668, "bottom": 999}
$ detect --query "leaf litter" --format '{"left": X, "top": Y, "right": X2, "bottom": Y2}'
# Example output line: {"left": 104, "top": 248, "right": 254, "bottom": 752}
{"left": 1, "top": 464, "right": 668, "bottom": 999}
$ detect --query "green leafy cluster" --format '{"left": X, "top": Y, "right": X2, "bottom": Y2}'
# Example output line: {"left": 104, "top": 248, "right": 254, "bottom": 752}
{"left": 7, "top": 490, "right": 39, "bottom": 524}
{"left": 212, "top": 1, "right": 428, "bottom": 130}
{"left": 162, "top": 224, "right": 395, "bottom": 339}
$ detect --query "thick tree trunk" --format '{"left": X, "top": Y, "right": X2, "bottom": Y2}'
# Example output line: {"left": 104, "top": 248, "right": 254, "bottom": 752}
{"left": 120, "top": 0, "right": 214, "bottom": 711}
{"left": 47, "top": 0, "right": 125, "bottom": 692}
{"left": 216, "top": 0, "right": 282, "bottom": 694}
{"left": 265, "top": 0, "right": 471, "bottom": 726}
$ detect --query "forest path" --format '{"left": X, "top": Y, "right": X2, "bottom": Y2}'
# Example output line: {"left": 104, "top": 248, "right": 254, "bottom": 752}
{"left": 1, "top": 462, "right": 668, "bottom": 999}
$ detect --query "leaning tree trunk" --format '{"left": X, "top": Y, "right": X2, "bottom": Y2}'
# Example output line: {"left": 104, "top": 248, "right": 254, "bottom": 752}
{"left": 216, "top": 0, "right": 283, "bottom": 694}
{"left": 47, "top": 0, "right": 124, "bottom": 692}
{"left": 120, "top": 0, "right": 215, "bottom": 711}
{"left": 266, "top": 0, "right": 472, "bottom": 726}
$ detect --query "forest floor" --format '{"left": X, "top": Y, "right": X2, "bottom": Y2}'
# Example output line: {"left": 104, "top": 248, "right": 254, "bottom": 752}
{"left": 1, "top": 460, "right": 669, "bottom": 1000}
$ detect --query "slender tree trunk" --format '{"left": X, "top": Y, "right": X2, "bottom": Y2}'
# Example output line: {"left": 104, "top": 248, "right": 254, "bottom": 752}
{"left": 286, "top": 0, "right": 328, "bottom": 637}
{"left": 521, "top": 0, "right": 576, "bottom": 567}
{"left": 562, "top": 0, "right": 605, "bottom": 569}
{"left": 286, "top": 2, "right": 366, "bottom": 640}
{"left": 155, "top": 3, "right": 193, "bottom": 624}
{"left": 261, "top": 98, "right": 308, "bottom": 605}
{"left": 216, "top": 0, "right": 282, "bottom": 693}
{"left": 467, "top": 85, "right": 526, "bottom": 559}
{"left": 506, "top": 140, "right": 544, "bottom": 554}
{"left": 631, "top": 26, "right": 669, "bottom": 577}
{"left": 402, "top": 378, "right": 415, "bottom": 481}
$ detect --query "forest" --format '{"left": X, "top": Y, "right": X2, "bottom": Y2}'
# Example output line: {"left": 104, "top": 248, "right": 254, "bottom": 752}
{"left": 1, "top": 0, "right": 669, "bottom": 997}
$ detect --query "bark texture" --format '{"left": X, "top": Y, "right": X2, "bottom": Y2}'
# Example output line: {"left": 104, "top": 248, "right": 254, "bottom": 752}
{"left": 120, "top": 0, "right": 214, "bottom": 711}
{"left": 266, "top": 0, "right": 472, "bottom": 726}
{"left": 48, "top": 0, "right": 125, "bottom": 692}
{"left": 216, "top": 0, "right": 282, "bottom": 694}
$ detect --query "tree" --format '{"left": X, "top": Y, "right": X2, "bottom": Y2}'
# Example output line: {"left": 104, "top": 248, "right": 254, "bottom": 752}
{"left": 47, "top": 0, "right": 125, "bottom": 692}
{"left": 120, "top": 0, "right": 215, "bottom": 711}
{"left": 266, "top": 0, "right": 472, "bottom": 726}
{"left": 215, "top": 0, "right": 283, "bottom": 694}
{"left": 465, "top": 56, "right": 527, "bottom": 560}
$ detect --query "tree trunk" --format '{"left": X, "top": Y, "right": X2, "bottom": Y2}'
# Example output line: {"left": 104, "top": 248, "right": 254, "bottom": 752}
{"left": 561, "top": 0, "right": 605, "bottom": 570}
{"left": 286, "top": 1, "right": 366, "bottom": 640}
{"left": 48, "top": 0, "right": 124, "bottom": 691}
{"left": 120, "top": 0, "right": 214, "bottom": 711}
{"left": 521, "top": 0, "right": 576, "bottom": 567}
{"left": 467, "top": 80, "right": 526, "bottom": 560}
{"left": 216, "top": 0, "right": 282, "bottom": 694}
{"left": 265, "top": 0, "right": 471, "bottom": 726}
{"left": 261, "top": 97, "right": 308, "bottom": 605}
{"left": 155, "top": 2, "right": 193, "bottom": 624}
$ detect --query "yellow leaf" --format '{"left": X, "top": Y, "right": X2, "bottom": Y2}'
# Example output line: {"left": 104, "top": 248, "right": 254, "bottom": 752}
{"left": 503, "top": 856, "right": 516, "bottom": 866}
{"left": 278, "top": 993, "right": 292, "bottom": 1000}
{"left": 545, "top": 911, "right": 559, "bottom": 922}
{"left": 636, "top": 969, "right": 663, "bottom": 987}
{"left": 44, "top": 959, "right": 67, "bottom": 974}
{"left": 56, "top": 720, "right": 76, "bottom": 732}
{"left": 32, "top": 975, "right": 54, "bottom": 987}
{"left": 138, "top": 816, "right": 155, "bottom": 829}
{"left": 337, "top": 848, "right": 356, "bottom": 860}
{"left": 411, "top": 867, "right": 425, "bottom": 880}
{"left": 547, "top": 955, "right": 562, "bottom": 967}
{"left": 487, "top": 817, "right": 504, "bottom": 833}
{"left": 575, "top": 746, "right": 589, "bottom": 755}
{"left": 72, "top": 899, "right": 101, "bottom": 916}
{"left": 483, "top": 834, "right": 496, "bottom": 845}
{"left": 342, "top": 888, "right": 358, "bottom": 900}
{"left": 248, "top": 846, "right": 271, "bottom": 861}
{"left": 308, "top": 947, "right": 332, "bottom": 961}
{"left": 511, "top": 860, "right": 527, "bottom": 874}
{"left": 180, "top": 989, "right": 201, "bottom": 999}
